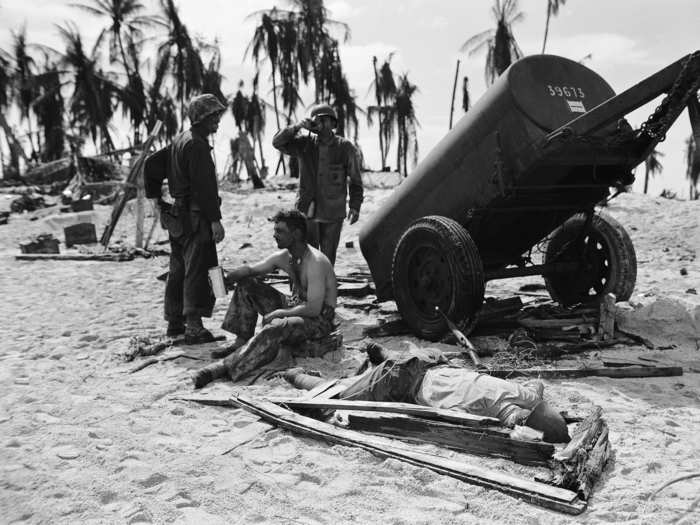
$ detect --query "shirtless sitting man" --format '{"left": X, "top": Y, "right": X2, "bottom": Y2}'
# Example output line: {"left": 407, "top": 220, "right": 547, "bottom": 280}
{"left": 193, "top": 209, "right": 337, "bottom": 388}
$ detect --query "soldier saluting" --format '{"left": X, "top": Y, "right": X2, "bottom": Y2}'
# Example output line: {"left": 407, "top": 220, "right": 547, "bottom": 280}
{"left": 272, "top": 104, "right": 363, "bottom": 265}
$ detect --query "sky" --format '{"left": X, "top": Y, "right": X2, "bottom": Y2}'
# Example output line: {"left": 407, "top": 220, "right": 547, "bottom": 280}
{"left": 1, "top": 0, "right": 699, "bottom": 197}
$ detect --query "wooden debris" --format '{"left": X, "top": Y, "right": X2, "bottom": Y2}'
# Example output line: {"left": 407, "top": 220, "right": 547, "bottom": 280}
{"left": 337, "top": 282, "right": 374, "bottom": 298}
{"left": 264, "top": 398, "right": 500, "bottom": 427}
{"left": 222, "top": 393, "right": 586, "bottom": 514}
{"left": 346, "top": 412, "right": 554, "bottom": 466}
{"left": 124, "top": 334, "right": 226, "bottom": 361}
{"left": 100, "top": 121, "right": 162, "bottom": 248}
{"left": 64, "top": 223, "right": 97, "bottom": 248}
{"left": 598, "top": 293, "right": 616, "bottom": 340}
{"left": 477, "top": 297, "right": 523, "bottom": 321}
{"left": 486, "top": 365, "right": 682, "bottom": 379}
{"left": 128, "top": 352, "right": 202, "bottom": 373}
{"left": 19, "top": 233, "right": 59, "bottom": 254}
{"left": 16, "top": 252, "right": 134, "bottom": 262}
{"left": 551, "top": 407, "right": 611, "bottom": 500}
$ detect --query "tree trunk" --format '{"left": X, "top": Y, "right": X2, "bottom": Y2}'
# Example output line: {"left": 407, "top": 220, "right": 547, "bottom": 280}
{"left": 372, "top": 57, "right": 385, "bottom": 169}
{"left": 644, "top": 164, "right": 650, "bottom": 194}
{"left": 0, "top": 111, "right": 29, "bottom": 170}
{"left": 542, "top": 3, "right": 552, "bottom": 54}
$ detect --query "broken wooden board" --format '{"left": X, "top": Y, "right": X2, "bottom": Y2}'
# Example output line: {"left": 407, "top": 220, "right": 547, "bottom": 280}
{"left": 486, "top": 365, "right": 682, "bottom": 379}
{"left": 15, "top": 252, "right": 135, "bottom": 262}
{"left": 264, "top": 398, "right": 501, "bottom": 427}
{"left": 224, "top": 392, "right": 586, "bottom": 514}
{"left": 551, "top": 406, "right": 611, "bottom": 500}
{"left": 337, "top": 282, "right": 375, "bottom": 297}
{"left": 346, "top": 411, "right": 555, "bottom": 467}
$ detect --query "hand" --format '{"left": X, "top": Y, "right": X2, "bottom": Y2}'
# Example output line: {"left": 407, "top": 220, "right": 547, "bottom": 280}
{"left": 298, "top": 118, "right": 318, "bottom": 133}
{"left": 263, "top": 309, "right": 283, "bottom": 324}
{"left": 211, "top": 221, "right": 225, "bottom": 243}
{"left": 347, "top": 208, "right": 360, "bottom": 224}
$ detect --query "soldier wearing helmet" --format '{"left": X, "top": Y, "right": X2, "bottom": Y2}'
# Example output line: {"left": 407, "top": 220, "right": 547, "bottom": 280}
{"left": 272, "top": 103, "right": 363, "bottom": 265}
{"left": 158, "top": 94, "right": 227, "bottom": 344}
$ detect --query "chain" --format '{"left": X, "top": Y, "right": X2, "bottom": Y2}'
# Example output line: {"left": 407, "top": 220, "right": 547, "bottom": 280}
{"left": 638, "top": 50, "right": 700, "bottom": 142}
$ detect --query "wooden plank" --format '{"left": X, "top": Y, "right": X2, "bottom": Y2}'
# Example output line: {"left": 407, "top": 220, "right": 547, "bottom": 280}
{"left": 100, "top": 121, "right": 162, "bottom": 247}
{"left": 265, "top": 398, "right": 501, "bottom": 427}
{"left": 598, "top": 293, "right": 616, "bottom": 340}
{"left": 346, "top": 412, "right": 555, "bottom": 467}
{"left": 15, "top": 252, "right": 134, "bottom": 262}
{"left": 518, "top": 318, "right": 596, "bottom": 328}
{"left": 226, "top": 393, "right": 586, "bottom": 514}
{"left": 486, "top": 366, "right": 682, "bottom": 379}
{"left": 304, "top": 379, "right": 340, "bottom": 399}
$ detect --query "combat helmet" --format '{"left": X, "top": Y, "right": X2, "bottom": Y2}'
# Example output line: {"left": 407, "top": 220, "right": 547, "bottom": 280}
{"left": 188, "top": 94, "right": 227, "bottom": 125}
{"left": 310, "top": 103, "right": 338, "bottom": 124}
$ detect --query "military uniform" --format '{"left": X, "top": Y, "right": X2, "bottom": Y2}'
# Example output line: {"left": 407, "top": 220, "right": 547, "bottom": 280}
{"left": 154, "top": 95, "right": 226, "bottom": 335}
{"left": 272, "top": 108, "right": 363, "bottom": 265}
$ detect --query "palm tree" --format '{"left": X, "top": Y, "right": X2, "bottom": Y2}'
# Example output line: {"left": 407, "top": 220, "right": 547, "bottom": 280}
{"left": 71, "top": 0, "right": 151, "bottom": 76}
{"left": 276, "top": 14, "right": 304, "bottom": 123}
{"left": 541, "top": 0, "right": 567, "bottom": 54}
{"left": 11, "top": 26, "right": 39, "bottom": 156}
{"left": 461, "top": 0, "right": 524, "bottom": 86}
{"left": 155, "top": 0, "right": 205, "bottom": 126}
{"left": 642, "top": 149, "right": 664, "bottom": 194}
{"left": 686, "top": 135, "right": 699, "bottom": 200}
{"left": 32, "top": 55, "right": 65, "bottom": 161}
{"left": 0, "top": 48, "right": 27, "bottom": 176}
{"left": 56, "top": 22, "right": 119, "bottom": 152}
{"left": 201, "top": 41, "right": 226, "bottom": 104}
{"left": 394, "top": 73, "right": 419, "bottom": 177}
{"left": 246, "top": 9, "right": 283, "bottom": 131}
{"left": 368, "top": 54, "right": 397, "bottom": 170}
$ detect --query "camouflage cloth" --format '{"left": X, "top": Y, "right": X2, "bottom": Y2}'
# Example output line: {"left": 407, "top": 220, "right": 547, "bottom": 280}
{"left": 187, "top": 94, "right": 226, "bottom": 125}
{"left": 220, "top": 277, "right": 336, "bottom": 382}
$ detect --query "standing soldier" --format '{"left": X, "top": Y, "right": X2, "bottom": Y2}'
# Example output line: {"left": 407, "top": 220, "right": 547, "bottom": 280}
{"left": 150, "top": 94, "right": 227, "bottom": 344}
{"left": 272, "top": 104, "right": 363, "bottom": 265}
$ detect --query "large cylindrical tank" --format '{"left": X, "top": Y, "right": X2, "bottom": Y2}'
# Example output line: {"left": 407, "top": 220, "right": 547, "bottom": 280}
{"left": 360, "top": 54, "right": 617, "bottom": 300}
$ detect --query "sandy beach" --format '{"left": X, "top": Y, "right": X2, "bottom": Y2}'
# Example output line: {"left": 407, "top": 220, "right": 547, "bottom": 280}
{"left": 1, "top": 178, "right": 699, "bottom": 524}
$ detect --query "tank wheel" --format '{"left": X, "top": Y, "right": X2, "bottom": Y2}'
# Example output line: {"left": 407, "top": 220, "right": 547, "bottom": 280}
{"left": 391, "top": 215, "right": 485, "bottom": 340}
{"left": 543, "top": 212, "right": 637, "bottom": 306}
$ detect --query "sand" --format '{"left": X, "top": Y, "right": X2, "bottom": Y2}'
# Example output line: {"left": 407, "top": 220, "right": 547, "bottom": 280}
{"left": 1, "top": 179, "right": 699, "bottom": 524}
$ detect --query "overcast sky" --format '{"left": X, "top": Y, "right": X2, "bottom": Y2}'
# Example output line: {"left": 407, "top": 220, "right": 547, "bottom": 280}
{"left": 1, "top": 0, "right": 698, "bottom": 196}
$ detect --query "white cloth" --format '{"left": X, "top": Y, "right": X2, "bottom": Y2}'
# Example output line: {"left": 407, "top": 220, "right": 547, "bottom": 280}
{"left": 415, "top": 366, "right": 543, "bottom": 425}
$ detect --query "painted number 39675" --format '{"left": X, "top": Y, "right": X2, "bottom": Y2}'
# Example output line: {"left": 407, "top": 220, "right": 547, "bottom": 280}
{"left": 547, "top": 85, "right": 585, "bottom": 98}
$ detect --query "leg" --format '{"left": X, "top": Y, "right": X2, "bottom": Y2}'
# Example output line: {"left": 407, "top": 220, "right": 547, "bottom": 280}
{"left": 306, "top": 218, "right": 320, "bottom": 249}
{"left": 224, "top": 316, "right": 312, "bottom": 382}
{"left": 221, "top": 278, "right": 288, "bottom": 336}
{"left": 182, "top": 212, "right": 218, "bottom": 320}
{"left": 164, "top": 235, "right": 185, "bottom": 334}
{"left": 317, "top": 220, "right": 343, "bottom": 265}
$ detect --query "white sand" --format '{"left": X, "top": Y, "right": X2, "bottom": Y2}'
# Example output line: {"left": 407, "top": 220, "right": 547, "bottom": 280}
{"left": 1, "top": 182, "right": 699, "bottom": 524}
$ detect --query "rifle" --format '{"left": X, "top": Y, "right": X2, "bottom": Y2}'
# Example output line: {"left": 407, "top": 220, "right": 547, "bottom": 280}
{"left": 435, "top": 306, "right": 488, "bottom": 370}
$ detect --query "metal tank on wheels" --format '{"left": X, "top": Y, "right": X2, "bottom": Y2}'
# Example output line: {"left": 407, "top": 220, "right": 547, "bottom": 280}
{"left": 359, "top": 52, "right": 700, "bottom": 340}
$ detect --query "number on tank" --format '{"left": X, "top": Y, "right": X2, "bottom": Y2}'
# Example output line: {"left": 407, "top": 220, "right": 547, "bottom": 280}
{"left": 546, "top": 84, "right": 585, "bottom": 98}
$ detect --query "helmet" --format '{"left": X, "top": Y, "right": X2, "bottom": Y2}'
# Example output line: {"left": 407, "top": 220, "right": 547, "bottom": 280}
{"left": 188, "top": 94, "right": 227, "bottom": 125}
{"left": 310, "top": 103, "right": 337, "bottom": 123}
{"left": 524, "top": 401, "right": 571, "bottom": 443}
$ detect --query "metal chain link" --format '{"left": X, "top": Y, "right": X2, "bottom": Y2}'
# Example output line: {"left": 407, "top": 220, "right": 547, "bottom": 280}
{"left": 638, "top": 50, "right": 700, "bottom": 142}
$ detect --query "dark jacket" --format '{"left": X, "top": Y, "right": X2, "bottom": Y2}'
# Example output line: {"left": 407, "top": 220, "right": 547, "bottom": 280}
{"left": 273, "top": 126, "right": 363, "bottom": 221}
{"left": 168, "top": 127, "right": 222, "bottom": 223}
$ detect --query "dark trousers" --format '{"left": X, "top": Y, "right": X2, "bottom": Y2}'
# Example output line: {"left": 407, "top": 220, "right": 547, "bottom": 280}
{"left": 164, "top": 211, "right": 218, "bottom": 321}
{"left": 220, "top": 278, "right": 336, "bottom": 381}
{"left": 307, "top": 220, "right": 343, "bottom": 266}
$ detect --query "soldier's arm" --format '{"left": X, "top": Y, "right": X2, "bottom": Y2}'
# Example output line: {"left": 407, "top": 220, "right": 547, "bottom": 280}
{"left": 346, "top": 144, "right": 364, "bottom": 215}
{"left": 187, "top": 141, "right": 222, "bottom": 223}
{"left": 272, "top": 123, "right": 309, "bottom": 156}
{"left": 224, "top": 251, "right": 285, "bottom": 286}
{"left": 267, "top": 258, "right": 326, "bottom": 319}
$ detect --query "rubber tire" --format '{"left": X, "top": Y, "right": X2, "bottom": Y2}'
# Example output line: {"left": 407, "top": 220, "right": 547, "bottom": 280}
{"left": 391, "top": 215, "right": 485, "bottom": 340}
{"left": 543, "top": 212, "right": 637, "bottom": 306}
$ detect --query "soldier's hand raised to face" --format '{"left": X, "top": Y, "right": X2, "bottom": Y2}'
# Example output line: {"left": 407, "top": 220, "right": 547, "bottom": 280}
{"left": 211, "top": 221, "right": 225, "bottom": 243}
{"left": 298, "top": 118, "right": 317, "bottom": 132}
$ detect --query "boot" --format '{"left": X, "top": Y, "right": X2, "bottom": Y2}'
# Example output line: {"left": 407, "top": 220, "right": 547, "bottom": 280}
{"left": 192, "top": 361, "right": 227, "bottom": 389}
{"left": 185, "top": 315, "right": 216, "bottom": 345}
